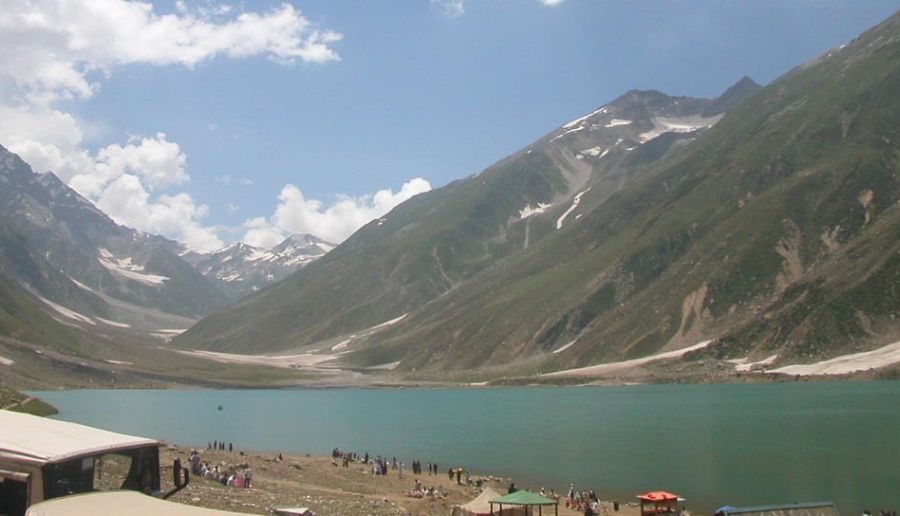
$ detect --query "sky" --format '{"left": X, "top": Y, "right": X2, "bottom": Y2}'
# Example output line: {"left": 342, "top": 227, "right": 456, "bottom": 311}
{"left": 0, "top": 0, "right": 898, "bottom": 252}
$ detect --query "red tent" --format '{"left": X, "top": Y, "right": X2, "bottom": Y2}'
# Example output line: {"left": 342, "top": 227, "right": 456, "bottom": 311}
{"left": 637, "top": 491, "right": 681, "bottom": 516}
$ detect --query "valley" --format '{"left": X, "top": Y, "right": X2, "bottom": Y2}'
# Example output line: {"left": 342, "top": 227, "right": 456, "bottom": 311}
{"left": 1, "top": 11, "right": 900, "bottom": 394}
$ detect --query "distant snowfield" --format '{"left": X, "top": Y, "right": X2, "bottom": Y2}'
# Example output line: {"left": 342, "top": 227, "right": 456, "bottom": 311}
{"left": 367, "top": 361, "right": 401, "bottom": 370}
{"left": 178, "top": 349, "right": 336, "bottom": 369}
{"left": 39, "top": 296, "right": 95, "bottom": 325}
{"left": 0, "top": 355, "right": 13, "bottom": 366}
{"left": 97, "top": 248, "right": 169, "bottom": 286}
{"left": 150, "top": 328, "right": 188, "bottom": 341}
{"left": 769, "top": 340, "right": 900, "bottom": 376}
{"left": 544, "top": 339, "right": 713, "bottom": 377}
{"left": 638, "top": 114, "right": 724, "bottom": 142}
{"left": 95, "top": 316, "right": 131, "bottom": 328}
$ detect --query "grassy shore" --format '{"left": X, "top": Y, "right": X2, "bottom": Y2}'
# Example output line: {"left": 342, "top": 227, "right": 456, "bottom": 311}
{"left": 160, "top": 447, "right": 643, "bottom": 516}
{"left": 0, "top": 382, "right": 57, "bottom": 415}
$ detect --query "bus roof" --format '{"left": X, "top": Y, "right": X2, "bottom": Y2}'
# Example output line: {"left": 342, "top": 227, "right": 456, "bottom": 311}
{"left": 0, "top": 410, "right": 158, "bottom": 466}
{"left": 25, "top": 490, "right": 252, "bottom": 515}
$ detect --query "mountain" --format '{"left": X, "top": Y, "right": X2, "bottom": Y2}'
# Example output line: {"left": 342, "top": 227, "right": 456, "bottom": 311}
{"left": 176, "top": 73, "right": 759, "bottom": 354}
{"left": 178, "top": 12, "right": 900, "bottom": 378}
{"left": 0, "top": 146, "right": 230, "bottom": 334}
{"left": 0, "top": 268, "right": 92, "bottom": 356}
{"left": 189, "top": 234, "right": 335, "bottom": 300}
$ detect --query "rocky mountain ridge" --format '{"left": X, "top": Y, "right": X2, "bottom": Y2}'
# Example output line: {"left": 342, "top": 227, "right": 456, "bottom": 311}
{"left": 185, "top": 234, "right": 335, "bottom": 300}
{"left": 0, "top": 146, "right": 229, "bottom": 336}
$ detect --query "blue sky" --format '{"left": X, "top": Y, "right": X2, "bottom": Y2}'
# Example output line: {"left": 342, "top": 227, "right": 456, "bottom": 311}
{"left": 1, "top": 0, "right": 898, "bottom": 250}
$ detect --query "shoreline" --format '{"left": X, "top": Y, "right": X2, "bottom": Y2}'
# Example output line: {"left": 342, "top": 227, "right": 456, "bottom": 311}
{"left": 30, "top": 381, "right": 900, "bottom": 514}
{"left": 158, "top": 445, "right": 650, "bottom": 516}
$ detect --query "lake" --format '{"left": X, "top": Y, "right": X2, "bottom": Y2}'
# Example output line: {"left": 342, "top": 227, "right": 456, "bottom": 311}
{"left": 31, "top": 381, "right": 900, "bottom": 513}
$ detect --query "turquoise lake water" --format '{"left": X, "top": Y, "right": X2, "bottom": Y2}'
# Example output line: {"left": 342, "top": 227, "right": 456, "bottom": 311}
{"left": 31, "top": 381, "right": 900, "bottom": 513}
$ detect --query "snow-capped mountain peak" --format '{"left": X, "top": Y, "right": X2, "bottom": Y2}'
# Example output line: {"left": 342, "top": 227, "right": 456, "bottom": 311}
{"left": 190, "top": 233, "right": 336, "bottom": 299}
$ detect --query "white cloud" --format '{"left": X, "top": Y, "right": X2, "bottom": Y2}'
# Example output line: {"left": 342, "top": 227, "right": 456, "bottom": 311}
{"left": 539, "top": 0, "right": 566, "bottom": 5}
{"left": 242, "top": 216, "right": 288, "bottom": 249}
{"left": 0, "top": 0, "right": 342, "bottom": 104}
{"left": 431, "top": 0, "right": 465, "bottom": 18}
{"left": 0, "top": 0, "right": 341, "bottom": 253}
{"left": 244, "top": 178, "right": 432, "bottom": 246}
{"left": 95, "top": 174, "right": 223, "bottom": 253}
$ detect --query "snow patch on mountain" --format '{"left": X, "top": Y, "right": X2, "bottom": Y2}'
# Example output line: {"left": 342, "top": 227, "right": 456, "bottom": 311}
{"left": 604, "top": 119, "right": 632, "bottom": 128}
{"left": 368, "top": 314, "right": 407, "bottom": 331}
{"left": 68, "top": 276, "right": 98, "bottom": 294}
{"left": 331, "top": 338, "right": 353, "bottom": 351}
{"left": 768, "top": 340, "right": 900, "bottom": 376}
{"left": 95, "top": 316, "right": 132, "bottom": 328}
{"left": 551, "top": 125, "right": 587, "bottom": 142}
{"left": 580, "top": 147, "right": 609, "bottom": 159}
{"left": 519, "top": 203, "right": 551, "bottom": 220}
{"left": 562, "top": 106, "right": 608, "bottom": 129}
{"left": 553, "top": 338, "right": 578, "bottom": 354}
{"left": 732, "top": 354, "right": 778, "bottom": 372}
{"left": 97, "top": 248, "right": 170, "bottom": 286}
{"left": 218, "top": 272, "right": 243, "bottom": 282}
{"left": 639, "top": 114, "right": 724, "bottom": 143}
{"left": 39, "top": 296, "right": 96, "bottom": 325}
{"left": 556, "top": 188, "right": 591, "bottom": 229}
{"left": 150, "top": 328, "right": 188, "bottom": 341}
{"left": 545, "top": 340, "right": 714, "bottom": 377}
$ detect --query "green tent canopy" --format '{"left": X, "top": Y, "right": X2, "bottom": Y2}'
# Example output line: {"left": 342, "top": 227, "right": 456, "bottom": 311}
{"left": 489, "top": 490, "right": 559, "bottom": 516}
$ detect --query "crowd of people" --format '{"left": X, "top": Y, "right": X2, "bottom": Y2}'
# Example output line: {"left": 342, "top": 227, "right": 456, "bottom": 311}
{"left": 207, "top": 440, "right": 234, "bottom": 452}
{"left": 561, "top": 483, "right": 602, "bottom": 515}
{"left": 192, "top": 443, "right": 610, "bottom": 514}
{"left": 329, "top": 447, "right": 448, "bottom": 480}
{"left": 327, "top": 447, "right": 484, "bottom": 499}
{"left": 188, "top": 448, "right": 253, "bottom": 488}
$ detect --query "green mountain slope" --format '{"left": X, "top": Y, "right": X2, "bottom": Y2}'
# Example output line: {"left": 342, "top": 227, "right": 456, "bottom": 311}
{"left": 0, "top": 270, "right": 94, "bottom": 356}
{"left": 350, "top": 10, "right": 900, "bottom": 375}
{"left": 177, "top": 78, "right": 753, "bottom": 353}
{"left": 180, "top": 11, "right": 900, "bottom": 378}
